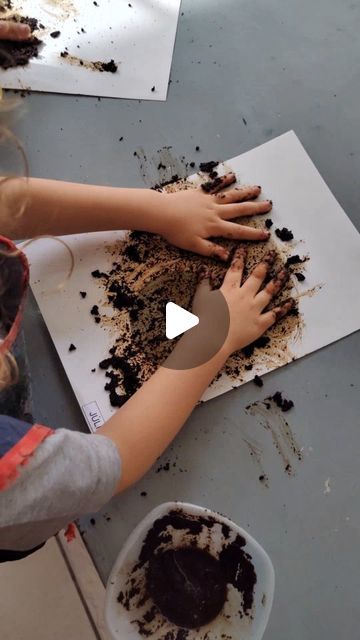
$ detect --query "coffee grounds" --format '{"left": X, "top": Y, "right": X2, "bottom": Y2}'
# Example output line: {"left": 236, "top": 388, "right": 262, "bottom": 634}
{"left": 147, "top": 548, "right": 227, "bottom": 629}
{"left": 295, "top": 272, "right": 305, "bottom": 282}
{"left": 0, "top": 16, "right": 42, "bottom": 70}
{"left": 119, "top": 509, "right": 257, "bottom": 635}
{"left": 253, "top": 375, "right": 263, "bottom": 387}
{"left": 69, "top": 343, "right": 76, "bottom": 352}
{"left": 271, "top": 391, "right": 294, "bottom": 412}
{"left": 275, "top": 227, "right": 294, "bottom": 242}
{"left": 199, "top": 160, "right": 219, "bottom": 174}
{"left": 265, "top": 218, "right": 273, "bottom": 229}
{"left": 242, "top": 336, "right": 270, "bottom": 358}
{"left": 50, "top": 30, "right": 60, "bottom": 38}
{"left": 95, "top": 58, "right": 117, "bottom": 73}
{"left": 0, "top": 1, "right": 12, "bottom": 11}
{"left": 285, "top": 254, "right": 304, "bottom": 267}
{"left": 79, "top": 291, "right": 87, "bottom": 298}
{"left": 201, "top": 176, "right": 223, "bottom": 193}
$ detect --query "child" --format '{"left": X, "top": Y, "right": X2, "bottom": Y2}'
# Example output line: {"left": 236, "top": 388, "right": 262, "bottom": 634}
{"left": 0, "top": 173, "right": 293, "bottom": 562}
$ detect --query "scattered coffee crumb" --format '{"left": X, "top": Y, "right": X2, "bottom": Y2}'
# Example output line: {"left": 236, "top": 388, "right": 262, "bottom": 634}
{"left": 254, "top": 375, "right": 264, "bottom": 388}
{"left": 199, "top": 160, "right": 219, "bottom": 173}
{"left": 242, "top": 117, "right": 247, "bottom": 125}
{"left": 157, "top": 161, "right": 166, "bottom": 170}
{"left": 271, "top": 391, "right": 294, "bottom": 412}
{"left": 90, "top": 304, "right": 99, "bottom": 316}
{"left": 140, "top": 491, "right": 147, "bottom": 497}
{"left": 95, "top": 59, "right": 117, "bottom": 73}
{"left": 69, "top": 343, "right": 76, "bottom": 352}
{"left": 90, "top": 517, "right": 96, "bottom": 525}
{"left": 295, "top": 272, "right": 305, "bottom": 282}
{"left": 151, "top": 85, "right": 155, "bottom": 92}
{"left": 275, "top": 227, "right": 294, "bottom": 242}
{"left": 285, "top": 254, "right": 304, "bottom": 267}
{"left": 245, "top": 363, "right": 253, "bottom": 371}
{"left": 189, "top": 161, "right": 196, "bottom": 168}
{"left": 91, "top": 368, "right": 96, "bottom": 373}
{"left": 60, "top": 50, "right": 68, "bottom": 58}
{"left": 119, "top": 136, "right": 123, "bottom": 141}
{"left": 195, "top": 145, "right": 200, "bottom": 151}
{"left": 265, "top": 218, "right": 273, "bottom": 229}
{"left": 79, "top": 291, "right": 87, "bottom": 298}
{"left": 93, "top": 1, "right": 98, "bottom": 5}
{"left": 50, "top": 30, "right": 61, "bottom": 38}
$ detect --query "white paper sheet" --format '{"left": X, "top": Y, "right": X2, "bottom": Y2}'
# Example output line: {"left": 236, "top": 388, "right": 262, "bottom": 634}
{"left": 1, "top": 0, "right": 181, "bottom": 100}
{"left": 24, "top": 132, "right": 360, "bottom": 431}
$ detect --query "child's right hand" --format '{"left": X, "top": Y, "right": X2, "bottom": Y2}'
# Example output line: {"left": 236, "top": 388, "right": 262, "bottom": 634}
{"left": 221, "top": 247, "right": 294, "bottom": 354}
{"left": 195, "top": 248, "right": 295, "bottom": 358}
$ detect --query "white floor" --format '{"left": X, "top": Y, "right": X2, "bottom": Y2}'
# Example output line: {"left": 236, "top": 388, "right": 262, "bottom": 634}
{"left": 0, "top": 537, "right": 99, "bottom": 640}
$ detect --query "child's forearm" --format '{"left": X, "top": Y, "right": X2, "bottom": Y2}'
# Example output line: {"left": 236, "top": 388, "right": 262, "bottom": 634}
{"left": 97, "top": 342, "right": 230, "bottom": 492}
{"left": 1, "top": 177, "right": 165, "bottom": 239}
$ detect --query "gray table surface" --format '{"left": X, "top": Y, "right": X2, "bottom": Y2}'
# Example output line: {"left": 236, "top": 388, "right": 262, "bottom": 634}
{"left": 12, "top": 0, "right": 360, "bottom": 638}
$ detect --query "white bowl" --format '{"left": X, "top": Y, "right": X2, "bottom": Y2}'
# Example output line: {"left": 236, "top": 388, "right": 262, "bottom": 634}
{"left": 105, "top": 502, "right": 275, "bottom": 640}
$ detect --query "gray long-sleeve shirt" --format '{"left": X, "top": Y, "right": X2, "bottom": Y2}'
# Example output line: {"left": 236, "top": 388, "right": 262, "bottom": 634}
{"left": 0, "top": 423, "right": 121, "bottom": 552}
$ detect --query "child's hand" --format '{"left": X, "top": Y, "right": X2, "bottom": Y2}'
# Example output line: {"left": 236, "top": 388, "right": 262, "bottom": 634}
{"left": 0, "top": 20, "right": 31, "bottom": 40}
{"left": 157, "top": 175, "right": 272, "bottom": 261}
{"left": 220, "top": 247, "right": 294, "bottom": 354}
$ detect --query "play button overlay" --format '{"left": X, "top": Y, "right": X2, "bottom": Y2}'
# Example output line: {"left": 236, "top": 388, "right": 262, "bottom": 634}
{"left": 166, "top": 302, "right": 199, "bottom": 339}
{"left": 131, "top": 269, "right": 230, "bottom": 371}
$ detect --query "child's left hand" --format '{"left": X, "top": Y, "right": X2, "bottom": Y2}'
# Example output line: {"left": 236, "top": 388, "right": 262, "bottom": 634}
{"left": 155, "top": 174, "right": 272, "bottom": 261}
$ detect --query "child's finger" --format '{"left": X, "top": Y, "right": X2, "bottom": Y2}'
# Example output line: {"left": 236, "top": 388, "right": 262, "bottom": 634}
{"left": 215, "top": 185, "right": 261, "bottom": 204}
{"left": 242, "top": 250, "right": 277, "bottom": 295}
{"left": 222, "top": 246, "right": 247, "bottom": 287}
{"left": 260, "top": 298, "right": 296, "bottom": 330}
{"left": 219, "top": 199, "right": 273, "bottom": 220}
{"left": 200, "top": 173, "right": 237, "bottom": 194}
{"left": 218, "top": 220, "right": 270, "bottom": 241}
{"left": 194, "top": 238, "right": 230, "bottom": 262}
{"left": 0, "top": 21, "right": 31, "bottom": 40}
{"left": 255, "top": 268, "right": 290, "bottom": 309}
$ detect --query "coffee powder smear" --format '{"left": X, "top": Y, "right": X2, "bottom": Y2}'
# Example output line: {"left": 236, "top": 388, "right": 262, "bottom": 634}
{"left": 116, "top": 509, "right": 257, "bottom": 638}
{"left": 91, "top": 174, "right": 306, "bottom": 408}
{"left": 0, "top": 15, "right": 43, "bottom": 69}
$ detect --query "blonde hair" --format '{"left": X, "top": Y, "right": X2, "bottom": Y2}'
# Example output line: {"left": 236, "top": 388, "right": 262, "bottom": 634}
{"left": 0, "top": 90, "right": 74, "bottom": 395}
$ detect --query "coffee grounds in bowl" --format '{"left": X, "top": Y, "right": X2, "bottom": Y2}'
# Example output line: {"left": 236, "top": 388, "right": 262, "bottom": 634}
{"left": 147, "top": 547, "right": 227, "bottom": 629}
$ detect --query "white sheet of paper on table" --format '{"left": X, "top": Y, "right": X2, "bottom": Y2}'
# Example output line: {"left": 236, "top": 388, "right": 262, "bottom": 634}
{"left": 24, "top": 131, "right": 360, "bottom": 432}
{"left": 0, "top": 0, "right": 181, "bottom": 100}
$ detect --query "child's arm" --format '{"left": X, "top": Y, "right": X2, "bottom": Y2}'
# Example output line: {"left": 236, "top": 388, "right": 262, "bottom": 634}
{"left": 3, "top": 176, "right": 271, "bottom": 260}
{"left": 98, "top": 249, "right": 293, "bottom": 492}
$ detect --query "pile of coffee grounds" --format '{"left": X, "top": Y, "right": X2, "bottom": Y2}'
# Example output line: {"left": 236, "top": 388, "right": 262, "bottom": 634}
{"left": 117, "top": 509, "right": 257, "bottom": 637}
{"left": 90, "top": 175, "right": 303, "bottom": 408}
{"left": 275, "top": 227, "right": 294, "bottom": 242}
{"left": 0, "top": 16, "right": 42, "bottom": 70}
{"left": 270, "top": 391, "right": 294, "bottom": 412}
{"left": 94, "top": 58, "right": 117, "bottom": 73}
{"left": 147, "top": 548, "right": 227, "bottom": 628}
{"left": 199, "top": 160, "right": 219, "bottom": 174}
{"left": 285, "top": 254, "right": 304, "bottom": 266}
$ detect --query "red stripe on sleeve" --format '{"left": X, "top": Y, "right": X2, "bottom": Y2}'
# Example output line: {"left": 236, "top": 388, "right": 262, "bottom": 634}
{"left": 0, "top": 424, "right": 54, "bottom": 491}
